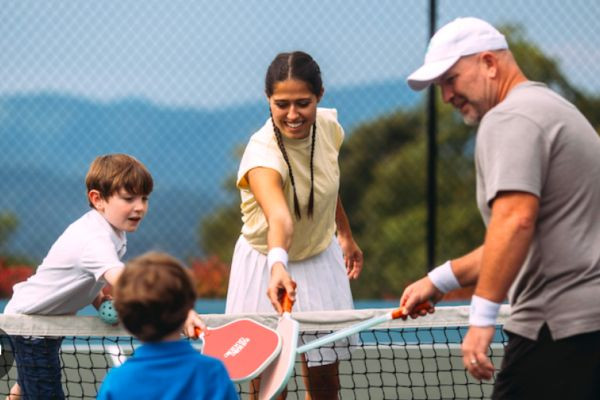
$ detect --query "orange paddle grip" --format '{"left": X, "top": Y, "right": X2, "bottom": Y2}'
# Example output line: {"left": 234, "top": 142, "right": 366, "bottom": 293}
{"left": 391, "top": 301, "right": 433, "bottom": 320}
{"left": 282, "top": 292, "right": 293, "bottom": 313}
{"left": 194, "top": 326, "right": 205, "bottom": 338}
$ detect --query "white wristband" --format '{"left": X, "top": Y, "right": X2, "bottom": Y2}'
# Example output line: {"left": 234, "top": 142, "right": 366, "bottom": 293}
{"left": 267, "top": 247, "right": 288, "bottom": 273}
{"left": 427, "top": 260, "right": 461, "bottom": 293}
{"left": 469, "top": 295, "right": 501, "bottom": 327}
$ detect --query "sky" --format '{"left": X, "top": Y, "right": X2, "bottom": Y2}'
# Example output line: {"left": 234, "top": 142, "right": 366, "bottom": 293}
{"left": 0, "top": 0, "right": 598, "bottom": 109}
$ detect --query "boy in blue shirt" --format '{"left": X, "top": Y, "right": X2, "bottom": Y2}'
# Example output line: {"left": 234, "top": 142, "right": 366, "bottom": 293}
{"left": 5, "top": 154, "right": 204, "bottom": 399}
{"left": 97, "top": 251, "right": 238, "bottom": 400}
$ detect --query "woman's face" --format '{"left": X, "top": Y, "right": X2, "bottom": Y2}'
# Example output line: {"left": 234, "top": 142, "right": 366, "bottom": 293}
{"left": 268, "top": 79, "right": 322, "bottom": 139}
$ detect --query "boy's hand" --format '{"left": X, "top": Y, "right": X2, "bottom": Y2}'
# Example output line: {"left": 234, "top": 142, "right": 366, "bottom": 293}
{"left": 183, "top": 310, "right": 206, "bottom": 339}
{"left": 92, "top": 292, "right": 112, "bottom": 310}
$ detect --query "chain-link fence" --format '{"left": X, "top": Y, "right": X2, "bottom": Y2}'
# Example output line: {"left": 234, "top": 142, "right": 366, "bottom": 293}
{"left": 1, "top": 1, "right": 598, "bottom": 299}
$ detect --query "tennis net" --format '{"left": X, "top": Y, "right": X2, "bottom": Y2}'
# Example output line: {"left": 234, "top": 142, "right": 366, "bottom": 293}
{"left": 0, "top": 305, "right": 509, "bottom": 399}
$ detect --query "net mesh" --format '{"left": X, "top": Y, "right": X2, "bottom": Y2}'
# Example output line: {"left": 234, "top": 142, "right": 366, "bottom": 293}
{"left": 0, "top": 305, "right": 509, "bottom": 399}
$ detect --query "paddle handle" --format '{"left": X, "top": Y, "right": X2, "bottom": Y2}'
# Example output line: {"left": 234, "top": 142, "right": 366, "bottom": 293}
{"left": 194, "top": 326, "right": 206, "bottom": 339}
{"left": 391, "top": 301, "right": 433, "bottom": 319}
{"left": 282, "top": 292, "right": 293, "bottom": 313}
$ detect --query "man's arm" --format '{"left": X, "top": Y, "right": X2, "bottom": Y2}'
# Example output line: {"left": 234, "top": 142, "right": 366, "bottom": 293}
{"left": 475, "top": 191, "right": 539, "bottom": 302}
{"left": 462, "top": 190, "right": 539, "bottom": 380}
{"left": 400, "top": 245, "right": 483, "bottom": 314}
{"left": 400, "top": 190, "right": 538, "bottom": 318}
{"left": 449, "top": 245, "right": 484, "bottom": 286}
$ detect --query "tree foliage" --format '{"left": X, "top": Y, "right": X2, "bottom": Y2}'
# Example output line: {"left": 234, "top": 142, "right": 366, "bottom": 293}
{"left": 198, "top": 175, "right": 242, "bottom": 263}
{"left": 189, "top": 256, "right": 230, "bottom": 298}
{"left": 198, "top": 26, "right": 600, "bottom": 298}
{"left": 0, "top": 212, "right": 18, "bottom": 251}
{"left": 505, "top": 24, "right": 600, "bottom": 131}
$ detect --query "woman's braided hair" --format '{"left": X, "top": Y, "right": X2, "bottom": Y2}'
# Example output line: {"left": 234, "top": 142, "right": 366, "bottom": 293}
{"left": 265, "top": 51, "right": 322, "bottom": 219}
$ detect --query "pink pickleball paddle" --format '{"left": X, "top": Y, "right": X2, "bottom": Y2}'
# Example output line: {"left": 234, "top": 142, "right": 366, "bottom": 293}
{"left": 259, "top": 294, "right": 299, "bottom": 400}
{"left": 197, "top": 318, "right": 282, "bottom": 383}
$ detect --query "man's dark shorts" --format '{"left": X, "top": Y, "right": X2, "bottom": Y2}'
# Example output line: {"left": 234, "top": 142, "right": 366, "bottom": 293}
{"left": 493, "top": 324, "right": 600, "bottom": 400}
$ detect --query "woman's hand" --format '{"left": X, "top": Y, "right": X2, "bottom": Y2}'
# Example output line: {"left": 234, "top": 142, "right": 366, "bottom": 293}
{"left": 338, "top": 235, "right": 363, "bottom": 280}
{"left": 266, "top": 263, "right": 296, "bottom": 314}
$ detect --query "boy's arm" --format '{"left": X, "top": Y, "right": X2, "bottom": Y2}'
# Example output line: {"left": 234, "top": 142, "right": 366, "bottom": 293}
{"left": 103, "top": 266, "right": 123, "bottom": 286}
{"left": 92, "top": 266, "right": 124, "bottom": 309}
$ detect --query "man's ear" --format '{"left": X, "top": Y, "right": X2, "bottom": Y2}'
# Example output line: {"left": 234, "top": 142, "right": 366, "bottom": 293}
{"left": 88, "top": 190, "right": 105, "bottom": 211}
{"left": 480, "top": 52, "right": 499, "bottom": 78}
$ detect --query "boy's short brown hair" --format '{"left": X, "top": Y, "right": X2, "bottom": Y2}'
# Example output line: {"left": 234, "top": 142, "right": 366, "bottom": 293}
{"left": 114, "top": 251, "right": 196, "bottom": 342}
{"left": 85, "top": 154, "right": 153, "bottom": 207}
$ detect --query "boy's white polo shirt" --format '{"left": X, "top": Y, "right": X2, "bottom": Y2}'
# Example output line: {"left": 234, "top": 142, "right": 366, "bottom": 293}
{"left": 4, "top": 209, "right": 126, "bottom": 315}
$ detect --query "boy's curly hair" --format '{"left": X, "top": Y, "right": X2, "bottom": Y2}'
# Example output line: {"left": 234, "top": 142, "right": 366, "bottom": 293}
{"left": 114, "top": 251, "right": 196, "bottom": 342}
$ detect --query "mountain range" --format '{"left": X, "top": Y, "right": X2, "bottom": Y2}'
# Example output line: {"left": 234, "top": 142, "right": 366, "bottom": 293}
{"left": 0, "top": 79, "right": 419, "bottom": 262}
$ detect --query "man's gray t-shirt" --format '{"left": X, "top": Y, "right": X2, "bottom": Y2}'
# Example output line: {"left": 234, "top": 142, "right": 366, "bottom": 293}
{"left": 476, "top": 81, "right": 600, "bottom": 340}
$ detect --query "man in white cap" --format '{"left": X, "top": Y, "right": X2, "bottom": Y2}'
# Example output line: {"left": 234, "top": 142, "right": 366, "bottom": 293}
{"left": 400, "top": 17, "right": 600, "bottom": 399}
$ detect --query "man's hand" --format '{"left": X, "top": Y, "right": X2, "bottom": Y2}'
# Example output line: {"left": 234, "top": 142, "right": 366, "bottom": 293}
{"left": 399, "top": 276, "right": 442, "bottom": 318}
{"left": 462, "top": 325, "right": 496, "bottom": 380}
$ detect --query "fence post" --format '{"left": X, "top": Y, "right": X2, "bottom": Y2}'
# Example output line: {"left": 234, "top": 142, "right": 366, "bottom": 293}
{"left": 426, "top": 0, "right": 437, "bottom": 271}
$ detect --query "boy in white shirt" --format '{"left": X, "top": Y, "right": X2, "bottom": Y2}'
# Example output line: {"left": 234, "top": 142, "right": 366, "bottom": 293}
{"left": 5, "top": 154, "right": 203, "bottom": 399}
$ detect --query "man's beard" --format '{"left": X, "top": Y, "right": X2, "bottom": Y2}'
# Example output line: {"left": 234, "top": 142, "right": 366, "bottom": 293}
{"left": 462, "top": 113, "right": 480, "bottom": 126}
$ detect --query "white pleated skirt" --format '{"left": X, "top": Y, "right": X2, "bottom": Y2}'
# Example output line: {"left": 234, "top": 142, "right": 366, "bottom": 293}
{"left": 226, "top": 235, "right": 356, "bottom": 366}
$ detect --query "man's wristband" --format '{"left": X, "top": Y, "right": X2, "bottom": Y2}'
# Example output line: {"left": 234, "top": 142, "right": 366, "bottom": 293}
{"left": 427, "top": 260, "right": 461, "bottom": 293}
{"left": 267, "top": 247, "right": 288, "bottom": 273}
{"left": 469, "top": 295, "right": 501, "bottom": 327}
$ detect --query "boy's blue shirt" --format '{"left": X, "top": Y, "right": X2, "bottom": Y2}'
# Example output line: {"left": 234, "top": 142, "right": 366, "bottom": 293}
{"left": 97, "top": 339, "right": 238, "bottom": 400}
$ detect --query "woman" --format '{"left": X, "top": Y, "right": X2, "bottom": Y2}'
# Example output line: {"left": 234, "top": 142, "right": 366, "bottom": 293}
{"left": 226, "top": 51, "right": 363, "bottom": 399}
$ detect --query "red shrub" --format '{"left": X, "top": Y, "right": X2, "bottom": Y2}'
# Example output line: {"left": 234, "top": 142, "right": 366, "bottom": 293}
{"left": 189, "top": 256, "right": 230, "bottom": 298}
{"left": 0, "top": 260, "right": 34, "bottom": 298}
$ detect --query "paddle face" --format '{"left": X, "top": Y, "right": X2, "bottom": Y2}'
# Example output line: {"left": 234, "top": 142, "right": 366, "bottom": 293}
{"left": 200, "top": 318, "right": 282, "bottom": 382}
{"left": 258, "top": 312, "right": 299, "bottom": 400}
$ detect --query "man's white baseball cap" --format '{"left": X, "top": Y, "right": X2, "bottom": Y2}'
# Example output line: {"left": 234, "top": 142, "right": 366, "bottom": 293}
{"left": 407, "top": 17, "right": 508, "bottom": 91}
